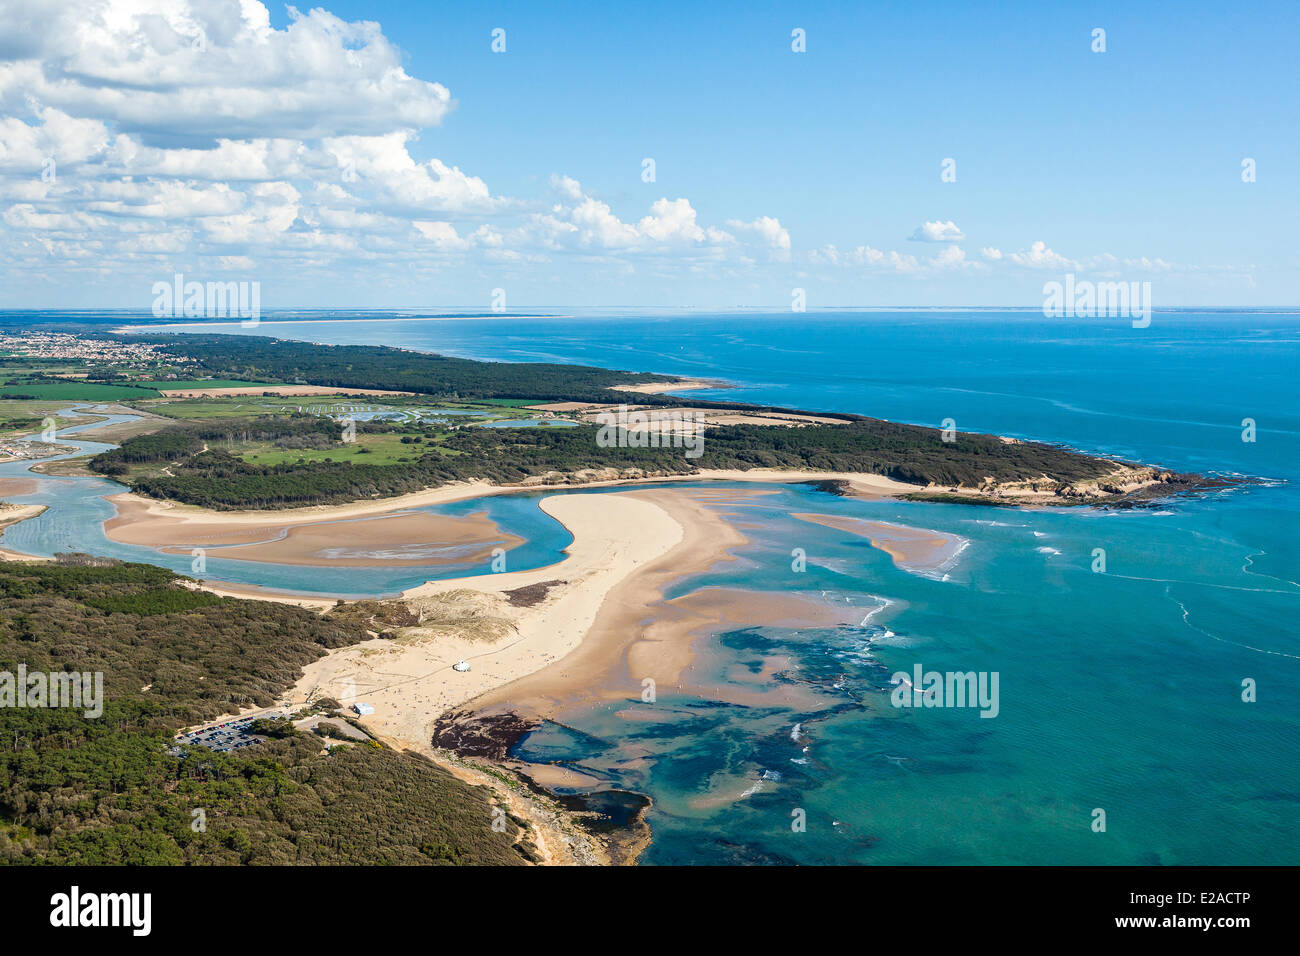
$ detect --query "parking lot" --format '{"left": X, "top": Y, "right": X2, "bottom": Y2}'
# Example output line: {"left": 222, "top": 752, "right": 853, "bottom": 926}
{"left": 175, "top": 711, "right": 286, "bottom": 753}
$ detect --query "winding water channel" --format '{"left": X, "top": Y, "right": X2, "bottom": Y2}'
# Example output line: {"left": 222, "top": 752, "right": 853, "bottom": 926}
{"left": 0, "top": 405, "right": 575, "bottom": 598}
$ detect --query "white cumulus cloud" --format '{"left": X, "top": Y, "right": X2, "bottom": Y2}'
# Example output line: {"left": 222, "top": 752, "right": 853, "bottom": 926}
{"left": 908, "top": 220, "right": 965, "bottom": 242}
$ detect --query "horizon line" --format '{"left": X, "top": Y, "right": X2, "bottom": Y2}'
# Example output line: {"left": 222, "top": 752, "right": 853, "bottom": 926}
{"left": 3, "top": 305, "right": 1299, "bottom": 315}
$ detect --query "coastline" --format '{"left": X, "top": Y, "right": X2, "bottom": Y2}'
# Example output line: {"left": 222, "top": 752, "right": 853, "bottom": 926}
{"left": 4, "top": 413, "right": 1245, "bottom": 863}
{"left": 293, "top": 485, "right": 822, "bottom": 862}
{"left": 0, "top": 385, "right": 1267, "bottom": 867}
{"left": 3, "top": 455, "right": 1227, "bottom": 611}
{"left": 94, "top": 458, "right": 1212, "bottom": 551}
{"left": 111, "top": 314, "right": 568, "bottom": 334}
{"left": 609, "top": 378, "right": 728, "bottom": 394}
{"left": 452, "top": 488, "right": 862, "bottom": 718}
{"left": 425, "top": 486, "right": 872, "bottom": 850}
{"left": 282, "top": 492, "right": 685, "bottom": 730}
{"left": 2, "top": 467, "right": 913, "bottom": 609}
{"left": 142, "top": 489, "right": 700, "bottom": 863}
{"left": 456, "top": 488, "right": 869, "bottom": 715}
{"left": 280, "top": 490, "right": 688, "bottom": 863}
{"left": 98, "top": 468, "right": 922, "bottom": 540}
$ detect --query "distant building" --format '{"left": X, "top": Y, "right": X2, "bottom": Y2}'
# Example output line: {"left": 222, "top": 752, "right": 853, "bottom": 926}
{"left": 353, "top": 702, "right": 375, "bottom": 715}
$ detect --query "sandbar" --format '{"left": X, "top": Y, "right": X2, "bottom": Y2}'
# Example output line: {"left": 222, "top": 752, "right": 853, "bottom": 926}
{"left": 142, "top": 509, "right": 524, "bottom": 568}
{"left": 791, "top": 511, "right": 968, "bottom": 573}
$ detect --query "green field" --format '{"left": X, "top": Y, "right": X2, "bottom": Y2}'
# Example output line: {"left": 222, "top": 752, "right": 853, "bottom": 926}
{"left": 144, "top": 394, "right": 520, "bottom": 423}
{"left": 145, "top": 396, "right": 403, "bottom": 420}
{"left": 146, "top": 396, "right": 307, "bottom": 419}
{"left": 234, "top": 431, "right": 441, "bottom": 466}
{"left": 0, "top": 382, "right": 161, "bottom": 400}
{"left": 0, "top": 399, "right": 88, "bottom": 419}
{"left": 0, "top": 400, "right": 110, "bottom": 438}
{"left": 0, "top": 365, "right": 86, "bottom": 383}
{"left": 474, "top": 397, "right": 547, "bottom": 407}
{"left": 134, "top": 379, "right": 278, "bottom": 390}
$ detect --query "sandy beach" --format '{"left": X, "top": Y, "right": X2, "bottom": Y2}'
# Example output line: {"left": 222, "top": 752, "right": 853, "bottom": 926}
{"left": 0, "top": 465, "right": 921, "bottom": 612}
{"left": 281, "top": 491, "right": 685, "bottom": 750}
{"left": 411, "top": 485, "right": 873, "bottom": 825}
{"left": 4, "top": 461, "right": 939, "bottom": 729}
{"left": 176, "top": 579, "right": 338, "bottom": 610}
{"left": 178, "top": 510, "right": 521, "bottom": 568}
{"left": 609, "top": 379, "right": 727, "bottom": 394}
{"left": 270, "top": 481, "right": 873, "bottom": 844}
{"left": 175, "top": 489, "right": 683, "bottom": 865}
{"left": 0, "top": 503, "right": 51, "bottom": 563}
{"left": 462, "top": 487, "right": 866, "bottom": 726}
{"left": 277, "top": 484, "right": 864, "bottom": 741}
{"left": 81, "top": 472, "right": 917, "bottom": 722}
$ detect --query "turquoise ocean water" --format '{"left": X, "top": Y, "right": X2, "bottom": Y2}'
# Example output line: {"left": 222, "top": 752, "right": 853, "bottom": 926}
{"left": 8, "top": 309, "right": 1298, "bottom": 864}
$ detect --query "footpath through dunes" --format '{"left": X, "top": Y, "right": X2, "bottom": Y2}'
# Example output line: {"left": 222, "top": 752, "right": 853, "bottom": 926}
{"left": 282, "top": 492, "right": 685, "bottom": 754}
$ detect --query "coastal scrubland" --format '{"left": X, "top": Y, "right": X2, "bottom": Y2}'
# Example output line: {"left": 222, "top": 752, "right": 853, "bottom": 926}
{"left": 90, "top": 410, "right": 1177, "bottom": 510}
{"left": 0, "top": 557, "right": 534, "bottom": 865}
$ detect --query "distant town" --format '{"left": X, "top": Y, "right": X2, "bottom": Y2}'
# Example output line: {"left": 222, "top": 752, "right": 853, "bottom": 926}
{"left": 0, "top": 331, "right": 191, "bottom": 369}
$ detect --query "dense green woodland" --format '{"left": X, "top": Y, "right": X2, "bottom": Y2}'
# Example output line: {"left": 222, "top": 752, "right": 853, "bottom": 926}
{"left": 93, "top": 413, "right": 1121, "bottom": 510}
{"left": 121, "top": 332, "right": 677, "bottom": 403}
{"left": 0, "top": 560, "right": 530, "bottom": 865}
{"left": 91, "top": 415, "right": 339, "bottom": 475}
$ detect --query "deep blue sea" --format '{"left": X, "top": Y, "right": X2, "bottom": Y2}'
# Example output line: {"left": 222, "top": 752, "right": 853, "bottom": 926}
{"left": 10, "top": 309, "right": 1299, "bottom": 864}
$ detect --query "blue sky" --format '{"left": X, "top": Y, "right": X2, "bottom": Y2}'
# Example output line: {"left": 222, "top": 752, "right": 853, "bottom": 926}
{"left": 0, "top": 0, "right": 1295, "bottom": 308}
